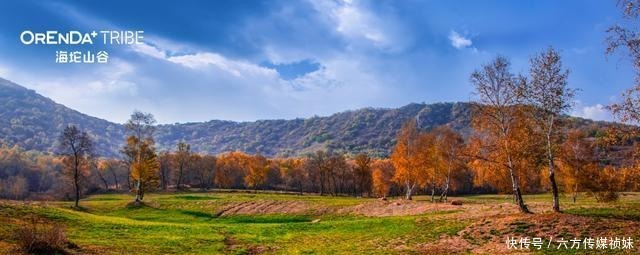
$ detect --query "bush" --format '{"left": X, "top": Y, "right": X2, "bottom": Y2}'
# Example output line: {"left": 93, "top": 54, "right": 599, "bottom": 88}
{"left": 592, "top": 191, "right": 619, "bottom": 203}
{"left": 16, "top": 220, "right": 70, "bottom": 255}
{"left": 451, "top": 200, "right": 463, "bottom": 206}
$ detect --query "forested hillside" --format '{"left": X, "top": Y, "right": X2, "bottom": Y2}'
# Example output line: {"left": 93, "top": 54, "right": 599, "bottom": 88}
{"left": 0, "top": 78, "right": 612, "bottom": 157}
{"left": 0, "top": 78, "right": 124, "bottom": 156}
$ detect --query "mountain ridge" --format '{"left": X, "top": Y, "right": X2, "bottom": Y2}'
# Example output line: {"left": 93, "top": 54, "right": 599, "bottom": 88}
{"left": 0, "top": 77, "right": 610, "bottom": 157}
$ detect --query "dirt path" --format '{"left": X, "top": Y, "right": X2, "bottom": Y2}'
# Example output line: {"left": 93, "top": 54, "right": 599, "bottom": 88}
{"left": 423, "top": 210, "right": 640, "bottom": 254}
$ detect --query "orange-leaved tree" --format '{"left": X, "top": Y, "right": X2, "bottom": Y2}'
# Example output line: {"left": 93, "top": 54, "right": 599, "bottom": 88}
{"left": 391, "top": 120, "right": 427, "bottom": 200}
{"left": 127, "top": 136, "right": 159, "bottom": 202}
{"left": 432, "top": 126, "right": 466, "bottom": 202}
{"left": 372, "top": 159, "right": 395, "bottom": 198}
{"left": 245, "top": 154, "right": 269, "bottom": 192}
{"left": 557, "top": 129, "right": 596, "bottom": 203}
{"left": 469, "top": 56, "right": 531, "bottom": 213}
{"left": 122, "top": 111, "right": 158, "bottom": 203}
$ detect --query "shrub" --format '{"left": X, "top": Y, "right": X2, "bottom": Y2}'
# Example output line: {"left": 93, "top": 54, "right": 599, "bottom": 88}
{"left": 592, "top": 191, "right": 619, "bottom": 203}
{"left": 16, "top": 219, "right": 70, "bottom": 255}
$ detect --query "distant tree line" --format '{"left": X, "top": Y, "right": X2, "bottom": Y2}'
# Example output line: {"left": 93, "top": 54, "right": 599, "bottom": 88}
{"left": 2, "top": 114, "right": 640, "bottom": 211}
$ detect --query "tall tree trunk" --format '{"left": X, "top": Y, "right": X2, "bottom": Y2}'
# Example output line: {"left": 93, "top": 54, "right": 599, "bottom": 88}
{"left": 439, "top": 175, "right": 450, "bottom": 202}
{"left": 177, "top": 165, "right": 184, "bottom": 190}
{"left": 111, "top": 169, "right": 119, "bottom": 190}
{"left": 74, "top": 165, "right": 80, "bottom": 207}
{"left": 546, "top": 119, "right": 561, "bottom": 212}
{"left": 135, "top": 180, "right": 142, "bottom": 202}
{"left": 97, "top": 170, "right": 109, "bottom": 191}
{"left": 299, "top": 182, "right": 303, "bottom": 195}
{"left": 572, "top": 178, "right": 578, "bottom": 204}
{"left": 201, "top": 174, "right": 207, "bottom": 191}
{"left": 331, "top": 175, "right": 338, "bottom": 196}
{"left": 507, "top": 153, "right": 530, "bottom": 213}
{"left": 360, "top": 176, "right": 365, "bottom": 197}
{"left": 430, "top": 185, "right": 435, "bottom": 202}
{"left": 73, "top": 153, "right": 80, "bottom": 208}
{"left": 548, "top": 169, "right": 560, "bottom": 211}
{"left": 502, "top": 127, "right": 530, "bottom": 213}
{"left": 160, "top": 170, "right": 167, "bottom": 191}
{"left": 405, "top": 182, "right": 414, "bottom": 200}
{"left": 127, "top": 171, "right": 132, "bottom": 190}
{"left": 319, "top": 171, "right": 325, "bottom": 196}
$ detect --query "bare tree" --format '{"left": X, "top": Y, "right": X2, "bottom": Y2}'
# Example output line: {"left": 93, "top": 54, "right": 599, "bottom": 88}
{"left": 524, "top": 47, "right": 576, "bottom": 212}
{"left": 95, "top": 160, "right": 110, "bottom": 191}
{"left": 107, "top": 160, "right": 122, "bottom": 190}
{"left": 194, "top": 155, "right": 216, "bottom": 190}
{"left": 158, "top": 151, "right": 172, "bottom": 190}
{"left": 308, "top": 151, "right": 328, "bottom": 195}
{"left": 58, "top": 125, "right": 93, "bottom": 207}
{"left": 124, "top": 111, "right": 157, "bottom": 142}
{"left": 353, "top": 154, "right": 372, "bottom": 197}
{"left": 174, "top": 142, "right": 191, "bottom": 190}
{"left": 470, "top": 56, "right": 530, "bottom": 213}
{"left": 607, "top": 0, "right": 640, "bottom": 124}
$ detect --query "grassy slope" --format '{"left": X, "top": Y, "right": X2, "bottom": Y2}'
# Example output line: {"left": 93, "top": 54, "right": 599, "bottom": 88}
{"left": 0, "top": 193, "right": 639, "bottom": 254}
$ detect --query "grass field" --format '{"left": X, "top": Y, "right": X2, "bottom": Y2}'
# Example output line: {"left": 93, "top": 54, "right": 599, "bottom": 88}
{"left": 1, "top": 192, "right": 639, "bottom": 254}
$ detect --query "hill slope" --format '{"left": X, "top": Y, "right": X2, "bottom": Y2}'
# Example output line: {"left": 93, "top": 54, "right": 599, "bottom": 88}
{"left": 155, "top": 102, "right": 473, "bottom": 157}
{"left": 0, "top": 78, "right": 607, "bottom": 157}
{"left": 0, "top": 78, "right": 125, "bottom": 156}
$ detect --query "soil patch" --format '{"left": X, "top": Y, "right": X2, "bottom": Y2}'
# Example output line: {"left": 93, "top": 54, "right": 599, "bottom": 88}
{"left": 340, "top": 199, "right": 463, "bottom": 217}
{"left": 215, "top": 200, "right": 310, "bottom": 216}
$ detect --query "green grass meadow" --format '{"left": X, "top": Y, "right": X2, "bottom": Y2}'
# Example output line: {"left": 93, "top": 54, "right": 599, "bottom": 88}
{"left": 1, "top": 192, "right": 639, "bottom": 254}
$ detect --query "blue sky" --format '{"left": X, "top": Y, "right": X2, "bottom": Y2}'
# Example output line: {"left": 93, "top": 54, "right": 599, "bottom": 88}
{"left": 0, "top": 0, "right": 634, "bottom": 123}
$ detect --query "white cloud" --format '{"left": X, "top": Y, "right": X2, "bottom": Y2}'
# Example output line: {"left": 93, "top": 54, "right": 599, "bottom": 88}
{"left": 572, "top": 103, "right": 612, "bottom": 121}
{"left": 132, "top": 42, "right": 279, "bottom": 79}
{"left": 13, "top": 59, "right": 136, "bottom": 98}
{"left": 334, "top": 2, "right": 387, "bottom": 45}
{"left": 2, "top": 58, "right": 143, "bottom": 123}
{"left": 131, "top": 43, "right": 166, "bottom": 59}
{"left": 448, "top": 30, "right": 472, "bottom": 49}
{"left": 126, "top": 39, "right": 391, "bottom": 122}
{"left": 168, "top": 52, "right": 278, "bottom": 78}
{"left": 309, "top": 0, "right": 409, "bottom": 52}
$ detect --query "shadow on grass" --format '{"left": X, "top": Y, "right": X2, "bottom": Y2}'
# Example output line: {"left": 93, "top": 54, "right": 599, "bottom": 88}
{"left": 170, "top": 195, "right": 220, "bottom": 201}
{"left": 565, "top": 207, "right": 640, "bottom": 221}
{"left": 70, "top": 205, "right": 90, "bottom": 212}
{"left": 179, "top": 210, "right": 215, "bottom": 220}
